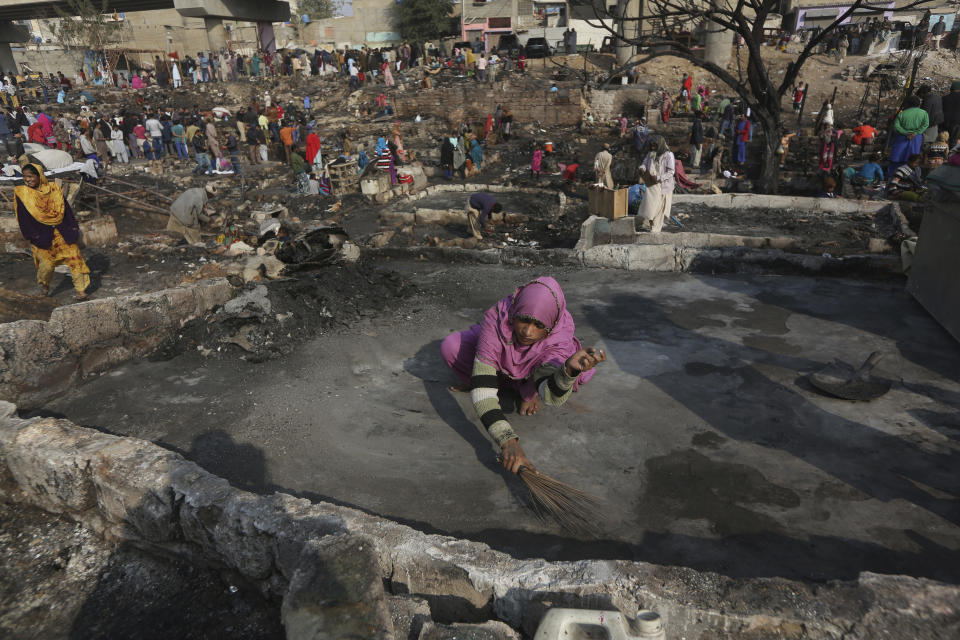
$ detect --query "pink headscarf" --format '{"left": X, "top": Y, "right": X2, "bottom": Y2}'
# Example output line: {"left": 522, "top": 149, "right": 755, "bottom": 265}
{"left": 475, "top": 277, "right": 596, "bottom": 386}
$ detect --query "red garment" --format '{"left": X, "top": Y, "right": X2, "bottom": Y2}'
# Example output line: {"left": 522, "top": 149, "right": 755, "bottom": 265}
{"left": 683, "top": 75, "right": 692, "bottom": 94}
{"left": 852, "top": 125, "right": 877, "bottom": 144}
{"left": 793, "top": 89, "right": 803, "bottom": 104}
{"left": 674, "top": 159, "right": 700, "bottom": 190}
{"left": 484, "top": 114, "right": 493, "bottom": 137}
{"left": 738, "top": 120, "right": 751, "bottom": 142}
{"left": 305, "top": 133, "right": 321, "bottom": 165}
{"left": 276, "top": 105, "right": 284, "bottom": 120}
{"left": 562, "top": 163, "right": 579, "bottom": 181}
{"left": 28, "top": 122, "right": 46, "bottom": 145}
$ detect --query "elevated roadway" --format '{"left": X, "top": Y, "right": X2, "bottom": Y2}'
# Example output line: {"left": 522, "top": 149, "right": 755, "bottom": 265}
{"left": 0, "top": 0, "right": 290, "bottom": 70}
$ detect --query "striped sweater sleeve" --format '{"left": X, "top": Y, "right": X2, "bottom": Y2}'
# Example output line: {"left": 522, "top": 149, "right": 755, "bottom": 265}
{"left": 532, "top": 362, "right": 579, "bottom": 406}
{"left": 469, "top": 358, "right": 580, "bottom": 447}
{"left": 470, "top": 359, "right": 518, "bottom": 448}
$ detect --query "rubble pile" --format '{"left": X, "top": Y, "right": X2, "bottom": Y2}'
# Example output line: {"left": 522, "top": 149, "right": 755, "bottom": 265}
{"left": 153, "top": 262, "right": 415, "bottom": 363}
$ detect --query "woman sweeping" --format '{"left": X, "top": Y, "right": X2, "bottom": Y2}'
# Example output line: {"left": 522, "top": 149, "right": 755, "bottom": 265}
{"left": 14, "top": 164, "right": 91, "bottom": 300}
{"left": 637, "top": 136, "right": 676, "bottom": 233}
{"left": 441, "top": 277, "right": 606, "bottom": 473}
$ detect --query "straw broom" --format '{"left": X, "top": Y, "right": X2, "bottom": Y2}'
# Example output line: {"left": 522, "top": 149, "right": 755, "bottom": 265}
{"left": 501, "top": 457, "right": 608, "bottom": 535}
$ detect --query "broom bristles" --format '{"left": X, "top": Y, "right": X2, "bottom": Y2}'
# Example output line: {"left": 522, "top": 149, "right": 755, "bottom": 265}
{"left": 517, "top": 465, "right": 607, "bottom": 535}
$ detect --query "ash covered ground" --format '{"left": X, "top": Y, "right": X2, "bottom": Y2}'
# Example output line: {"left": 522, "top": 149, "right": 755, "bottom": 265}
{"left": 1, "top": 41, "right": 959, "bottom": 639}
{"left": 0, "top": 501, "right": 283, "bottom": 640}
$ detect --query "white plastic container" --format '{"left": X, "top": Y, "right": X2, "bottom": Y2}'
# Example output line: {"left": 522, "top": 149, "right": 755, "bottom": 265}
{"left": 533, "top": 608, "right": 665, "bottom": 640}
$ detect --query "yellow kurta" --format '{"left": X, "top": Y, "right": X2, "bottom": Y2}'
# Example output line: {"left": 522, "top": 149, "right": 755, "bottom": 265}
{"left": 30, "top": 229, "right": 91, "bottom": 294}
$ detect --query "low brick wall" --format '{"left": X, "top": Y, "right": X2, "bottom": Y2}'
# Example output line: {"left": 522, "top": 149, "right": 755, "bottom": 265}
{"left": 0, "top": 279, "right": 234, "bottom": 406}
{"left": 1, "top": 407, "right": 957, "bottom": 639}
{"left": 392, "top": 83, "right": 581, "bottom": 126}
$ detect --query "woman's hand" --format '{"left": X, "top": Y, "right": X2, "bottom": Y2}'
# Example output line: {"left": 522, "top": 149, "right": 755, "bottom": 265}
{"left": 501, "top": 438, "right": 535, "bottom": 475}
{"left": 564, "top": 347, "right": 607, "bottom": 377}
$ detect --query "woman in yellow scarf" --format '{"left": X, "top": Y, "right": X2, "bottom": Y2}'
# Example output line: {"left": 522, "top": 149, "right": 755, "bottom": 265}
{"left": 14, "top": 163, "right": 91, "bottom": 300}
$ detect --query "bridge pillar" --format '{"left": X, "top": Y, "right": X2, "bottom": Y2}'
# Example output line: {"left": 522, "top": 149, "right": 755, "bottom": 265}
{"left": 0, "top": 22, "right": 28, "bottom": 73}
{"left": 703, "top": 24, "right": 732, "bottom": 69}
{"left": 0, "top": 42, "right": 14, "bottom": 74}
{"left": 204, "top": 16, "right": 228, "bottom": 52}
{"left": 257, "top": 22, "right": 276, "bottom": 55}
{"left": 616, "top": 0, "right": 640, "bottom": 68}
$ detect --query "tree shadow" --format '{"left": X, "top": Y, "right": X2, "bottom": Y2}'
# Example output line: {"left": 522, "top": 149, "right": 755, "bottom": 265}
{"left": 703, "top": 275, "right": 960, "bottom": 382}
{"left": 577, "top": 288, "right": 960, "bottom": 582}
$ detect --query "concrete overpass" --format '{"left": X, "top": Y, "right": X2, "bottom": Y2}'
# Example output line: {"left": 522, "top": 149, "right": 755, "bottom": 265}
{"left": 0, "top": 0, "right": 291, "bottom": 72}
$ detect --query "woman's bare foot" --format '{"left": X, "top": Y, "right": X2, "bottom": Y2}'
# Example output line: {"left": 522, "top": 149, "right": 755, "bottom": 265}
{"left": 519, "top": 395, "right": 541, "bottom": 416}
{"left": 448, "top": 383, "right": 470, "bottom": 393}
{"left": 75, "top": 291, "right": 89, "bottom": 302}
{"left": 39, "top": 285, "right": 50, "bottom": 297}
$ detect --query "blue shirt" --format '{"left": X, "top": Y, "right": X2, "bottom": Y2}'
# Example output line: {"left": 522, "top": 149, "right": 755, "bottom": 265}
{"left": 468, "top": 192, "right": 498, "bottom": 218}
{"left": 628, "top": 183, "right": 646, "bottom": 207}
{"left": 859, "top": 161, "right": 884, "bottom": 183}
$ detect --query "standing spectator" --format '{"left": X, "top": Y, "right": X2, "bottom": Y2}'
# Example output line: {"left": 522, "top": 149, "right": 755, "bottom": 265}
{"left": 171, "top": 119, "right": 187, "bottom": 160}
{"left": 144, "top": 112, "right": 164, "bottom": 158}
{"left": 918, "top": 84, "right": 944, "bottom": 145}
{"left": 930, "top": 16, "right": 946, "bottom": 49}
{"left": 689, "top": 110, "right": 705, "bottom": 170}
{"left": 887, "top": 95, "right": 929, "bottom": 178}
{"left": 593, "top": 143, "right": 613, "bottom": 189}
{"left": 637, "top": 136, "right": 676, "bottom": 233}
{"left": 942, "top": 79, "right": 960, "bottom": 146}
{"left": 735, "top": 113, "right": 751, "bottom": 166}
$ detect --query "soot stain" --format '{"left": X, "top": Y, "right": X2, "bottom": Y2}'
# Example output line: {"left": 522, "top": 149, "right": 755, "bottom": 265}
{"left": 639, "top": 449, "right": 801, "bottom": 537}
{"left": 692, "top": 431, "right": 728, "bottom": 448}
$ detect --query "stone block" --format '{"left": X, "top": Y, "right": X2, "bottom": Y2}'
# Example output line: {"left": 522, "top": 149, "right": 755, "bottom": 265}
{"left": 79, "top": 216, "right": 118, "bottom": 247}
{"left": 282, "top": 535, "right": 394, "bottom": 640}
{"left": 610, "top": 216, "right": 636, "bottom": 244}
{"left": 191, "top": 278, "right": 234, "bottom": 318}
{"left": 4, "top": 418, "right": 111, "bottom": 513}
{"left": 390, "top": 554, "right": 492, "bottom": 622}
{"left": 163, "top": 286, "right": 200, "bottom": 322}
{"left": 117, "top": 291, "right": 171, "bottom": 335}
{"left": 389, "top": 595, "right": 431, "bottom": 640}
{"left": 575, "top": 216, "right": 611, "bottom": 251}
{"left": 625, "top": 244, "right": 678, "bottom": 271}
{"left": 0, "top": 320, "right": 75, "bottom": 402}
{"left": 580, "top": 244, "right": 626, "bottom": 269}
{"left": 90, "top": 438, "right": 183, "bottom": 541}
{"left": 418, "top": 621, "right": 520, "bottom": 640}
{"left": 49, "top": 298, "right": 122, "bottom": 351}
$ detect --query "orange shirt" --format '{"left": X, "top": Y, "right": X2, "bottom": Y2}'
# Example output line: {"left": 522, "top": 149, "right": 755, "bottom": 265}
{"left": 852, "top": 125, "right": 877, "bottom": 144}
{"left": 279, "top": 126, "right": 295, "bottom": 146}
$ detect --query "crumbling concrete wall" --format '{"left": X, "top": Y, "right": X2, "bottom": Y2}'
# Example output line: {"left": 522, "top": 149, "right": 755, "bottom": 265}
{"left": 0, "top": 279, "right": 233, "bottom": 406}
{"left": 1, "top": 406, "right": 957, "bottom": 639}
{"left": 585, "top": 86, "right": 652, "bottom": 120}
{"left": 392, "top": 84, "right": 581, "bottom": 126}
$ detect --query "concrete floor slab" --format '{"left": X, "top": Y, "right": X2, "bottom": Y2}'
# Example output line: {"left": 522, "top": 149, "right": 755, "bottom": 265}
{"left": 34, "top": 264, "right": 960, "bottom": 584}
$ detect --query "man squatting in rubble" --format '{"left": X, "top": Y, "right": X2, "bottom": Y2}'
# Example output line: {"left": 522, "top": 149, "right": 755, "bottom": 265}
{"left": 167, "top": 183, "right": 220, "bottom": 244}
